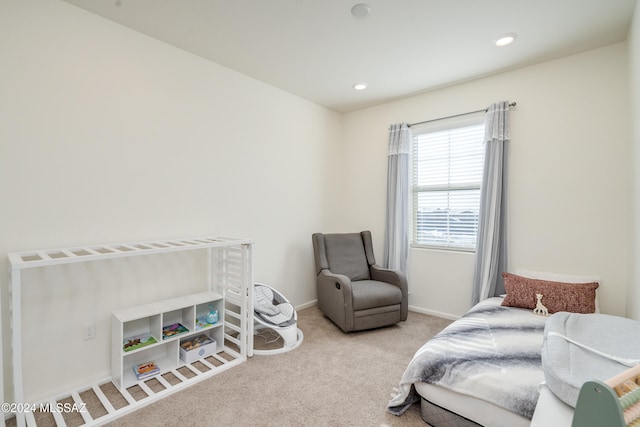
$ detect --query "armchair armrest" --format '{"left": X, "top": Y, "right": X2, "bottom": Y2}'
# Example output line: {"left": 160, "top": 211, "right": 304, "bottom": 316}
{"left": 317, "top": 270, "right": 351, "bottom": 289}
{"left": 317, "top": 270, "right": 355, "bottom": 331}
{"left": 370, "top": 265, "right": 408, "bottom": 321}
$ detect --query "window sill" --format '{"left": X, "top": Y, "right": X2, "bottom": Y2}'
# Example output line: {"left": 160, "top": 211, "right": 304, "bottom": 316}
{"left": 410, "top": 244, "right": 476, "bottom": 254}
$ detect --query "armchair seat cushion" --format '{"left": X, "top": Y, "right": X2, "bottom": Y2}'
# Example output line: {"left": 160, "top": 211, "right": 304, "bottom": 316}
{"left": 352, "top": 280, "right": 402, "bottom": 311}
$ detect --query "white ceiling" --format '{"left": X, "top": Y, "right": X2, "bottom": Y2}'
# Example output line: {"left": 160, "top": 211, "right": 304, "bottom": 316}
{"left": 61, "top": 0, "right": 637, "bottom": 113}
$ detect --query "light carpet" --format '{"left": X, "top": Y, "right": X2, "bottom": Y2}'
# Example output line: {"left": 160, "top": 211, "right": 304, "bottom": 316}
{"left": 107, "top": 306, "right": 451, "bottom": 427}
{"left": 7, "top": 305, "right": 451, "bottom": 427}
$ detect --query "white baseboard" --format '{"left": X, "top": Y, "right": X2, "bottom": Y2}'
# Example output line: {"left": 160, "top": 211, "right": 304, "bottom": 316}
{"left": 296, "top": 300, "right": 317, "bottom": 311}
{"left": 295, "top": 300, "right": 460, "bottom": 321}
{"left": 408, "top": 305, "right": 460, "bottom": 321}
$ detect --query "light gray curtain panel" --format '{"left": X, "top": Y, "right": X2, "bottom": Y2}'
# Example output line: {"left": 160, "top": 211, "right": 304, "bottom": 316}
{"left": 472, "top": 101, "right": 511, "bottom": 304}
{"left": 384, "top": 123, "right": 412, "bottom": 273}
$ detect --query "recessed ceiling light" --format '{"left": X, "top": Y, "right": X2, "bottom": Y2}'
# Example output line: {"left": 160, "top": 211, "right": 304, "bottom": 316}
{"left": 353, "top": 82, "right": 368, "bottom": 91}
{"left": 494, "top": 33, "right": 518, "bottom": 47}
{"left": 351, "top": 3, "right": 371, "bottom": 18}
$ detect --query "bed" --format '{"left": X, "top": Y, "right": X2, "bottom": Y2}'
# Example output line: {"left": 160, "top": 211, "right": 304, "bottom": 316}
{"left": 387, "top": 270, "right": 602, "bottom": 427}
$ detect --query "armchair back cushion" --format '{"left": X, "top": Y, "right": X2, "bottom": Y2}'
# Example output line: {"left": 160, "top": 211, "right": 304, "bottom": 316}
{"left": 323, "top": 233, "right": 370, "bottom": 281}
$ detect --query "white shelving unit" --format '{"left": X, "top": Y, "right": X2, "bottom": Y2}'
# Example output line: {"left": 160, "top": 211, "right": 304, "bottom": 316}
{"left": 111, "top": 292, "right": 224, "bottom": 390}
{"left": 6, "top": 236, "right": 254, "bottom": 427}
{"left": 112, "top": 290, "right": 225, "bottom": 390}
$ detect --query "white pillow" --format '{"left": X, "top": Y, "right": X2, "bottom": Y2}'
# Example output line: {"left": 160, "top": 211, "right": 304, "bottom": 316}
{"left": 514, "top": 269, "right": 601, "bottom": 313}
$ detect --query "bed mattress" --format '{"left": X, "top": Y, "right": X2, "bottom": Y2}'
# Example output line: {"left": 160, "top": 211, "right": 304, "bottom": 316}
{"left": 388, "top": 297, "right": 547, "bottom": 423}
{"left": 416, "top": 383, "right": 530, "bottom": 427}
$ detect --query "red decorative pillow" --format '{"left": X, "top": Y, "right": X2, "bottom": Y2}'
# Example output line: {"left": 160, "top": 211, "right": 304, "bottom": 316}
{"left": 501, "top": 272, "right": 599, "bottom": 314}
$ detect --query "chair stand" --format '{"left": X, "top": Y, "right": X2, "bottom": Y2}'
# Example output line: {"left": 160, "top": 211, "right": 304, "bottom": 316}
{"left": 253, "top": 323, "right": 304, "bottom": 355}
{"left": 253, "top": 282, "right": 304, "bottom": 355}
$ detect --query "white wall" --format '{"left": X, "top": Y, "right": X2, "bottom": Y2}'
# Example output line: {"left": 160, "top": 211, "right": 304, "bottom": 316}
{"left": 0, "top": 0, "right": 342, "bottom": 401}
{"left": 630, "top": 3, "right": 640, "bottom": 321}
{"left": 341, "top": 42, "right": 631, "bottom": 318}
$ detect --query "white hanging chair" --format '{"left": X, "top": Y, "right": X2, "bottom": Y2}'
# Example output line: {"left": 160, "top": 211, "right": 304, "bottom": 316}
{"left": 253, "top": 283, "right": 303, "bottom": 355}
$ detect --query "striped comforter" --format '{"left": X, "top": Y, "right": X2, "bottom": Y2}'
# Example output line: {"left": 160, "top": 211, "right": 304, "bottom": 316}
{"left": 387, "top": 297, "right": 547, "bottom": 420}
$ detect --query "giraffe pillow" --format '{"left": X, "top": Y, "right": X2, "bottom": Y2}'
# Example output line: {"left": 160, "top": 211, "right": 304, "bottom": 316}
{"left": 501, "top": 272, "right": 599, "bottom": 314}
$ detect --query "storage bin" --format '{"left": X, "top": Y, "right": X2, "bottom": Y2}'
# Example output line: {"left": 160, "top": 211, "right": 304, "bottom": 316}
{"left": 179, "top": 334, "right": 216, "bottom": 363}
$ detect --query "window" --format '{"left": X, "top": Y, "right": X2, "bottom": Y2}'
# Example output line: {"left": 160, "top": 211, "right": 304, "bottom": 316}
{"left": 411, "top": 114, "right": 485, "bottom": 250}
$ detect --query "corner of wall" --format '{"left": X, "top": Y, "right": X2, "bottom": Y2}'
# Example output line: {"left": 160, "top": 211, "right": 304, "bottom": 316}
{"left": 628, "top": 1, "right": 640, "bottom": 320}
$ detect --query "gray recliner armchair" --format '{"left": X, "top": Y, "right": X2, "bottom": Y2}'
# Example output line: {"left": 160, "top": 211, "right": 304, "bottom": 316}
{"left": 312, "top": 231, "right": 408, "bottom": 332}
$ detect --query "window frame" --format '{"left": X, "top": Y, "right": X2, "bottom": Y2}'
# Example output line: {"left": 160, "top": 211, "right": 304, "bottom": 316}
{"left": 410, "top": 113, "right": 486, "bottom": 252}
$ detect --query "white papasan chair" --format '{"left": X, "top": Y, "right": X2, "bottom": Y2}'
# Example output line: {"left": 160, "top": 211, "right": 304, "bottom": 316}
{"left": 253, "top": 283, "right": 303, "bottom": 355}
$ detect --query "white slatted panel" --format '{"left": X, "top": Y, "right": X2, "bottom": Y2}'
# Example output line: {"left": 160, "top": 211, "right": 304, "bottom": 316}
{"left": 7, "top": 237, "right": 253, "bottom": 427}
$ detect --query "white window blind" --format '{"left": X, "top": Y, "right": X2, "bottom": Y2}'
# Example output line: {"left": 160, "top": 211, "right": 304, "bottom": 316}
{"left": 411, "top": 116, "right": 485, "bottom": 250}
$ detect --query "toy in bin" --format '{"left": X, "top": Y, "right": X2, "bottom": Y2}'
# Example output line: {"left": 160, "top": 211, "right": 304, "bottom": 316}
{"left": 180, "top": 334, "right": 214, "bottom": 351}
{"left": 180, "top": 334, "right": 216, "bottom": 363}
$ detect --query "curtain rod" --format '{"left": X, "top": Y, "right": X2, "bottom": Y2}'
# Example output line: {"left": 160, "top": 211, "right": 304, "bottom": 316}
{"left": 408, "top": 102, "right": 517, "bottom": 127}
